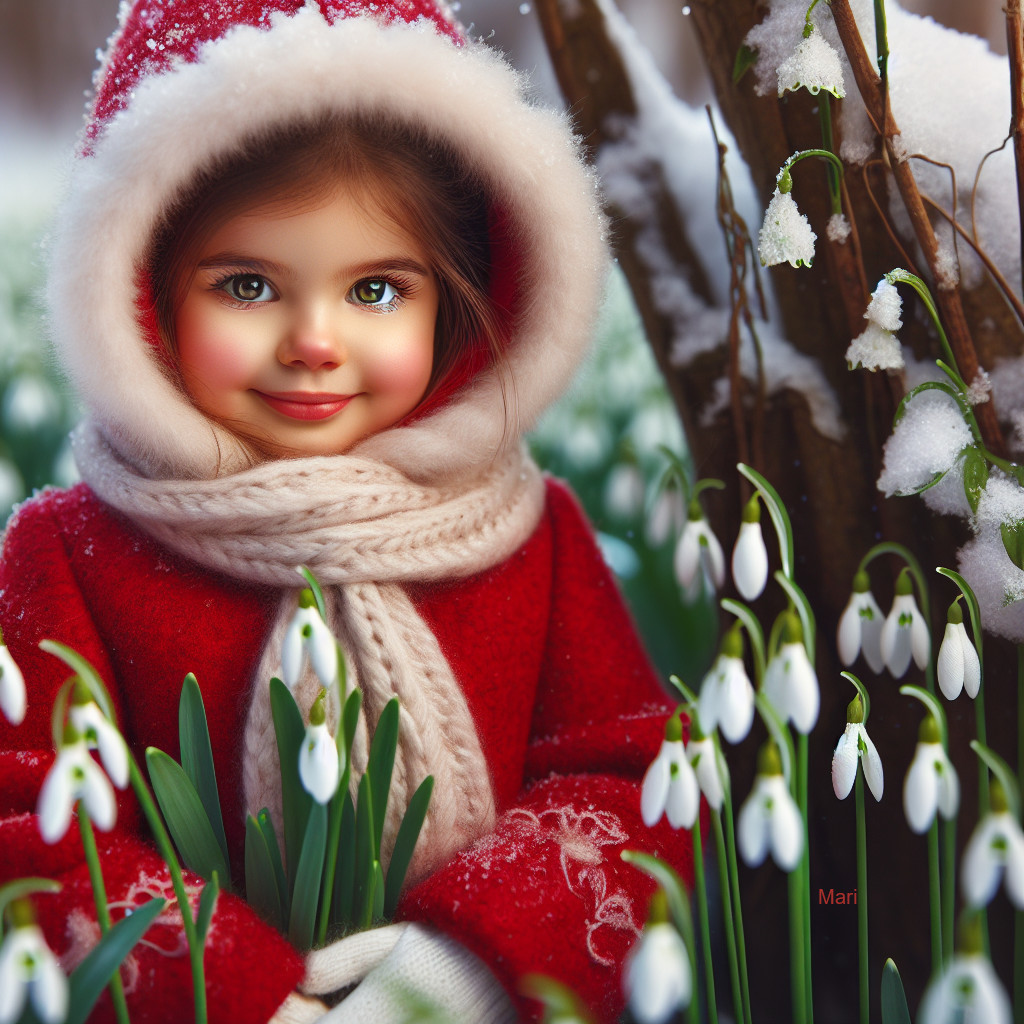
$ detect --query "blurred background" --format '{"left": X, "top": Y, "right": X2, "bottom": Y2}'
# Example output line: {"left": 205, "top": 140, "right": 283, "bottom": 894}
{"left": 0, "top": 0, "right": 1010, "bottom": 682}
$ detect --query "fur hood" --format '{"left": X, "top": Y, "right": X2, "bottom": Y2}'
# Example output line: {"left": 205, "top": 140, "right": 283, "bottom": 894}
{"left": 47, "top": 0, "right": 608, "bottom": 482}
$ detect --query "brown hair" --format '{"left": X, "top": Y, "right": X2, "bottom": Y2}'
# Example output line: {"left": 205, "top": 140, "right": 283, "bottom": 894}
{"left": 147, "top": 113, "right": 513, "bottom": 447}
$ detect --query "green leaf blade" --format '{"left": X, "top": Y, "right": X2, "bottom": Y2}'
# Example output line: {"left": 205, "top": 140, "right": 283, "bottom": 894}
{"left": 384, "top": 775, "right": 434, "bottom": 919}
{"left": 367, "top": 699, "right": 399, "bottom": 858}
{"left": 270, "top": 677, "right": 313, "bottom": 895}
{"left": 880, "top": 959, "right": 911, "bottom": 1024}
{"left": 332, "top": 792, "right": 357, "bottom": 927}
{"left": 288, "top": 802, "right": 327, "bottom": 949}
{"left": 245, "top": 815, "right": 285, "bottom": 931}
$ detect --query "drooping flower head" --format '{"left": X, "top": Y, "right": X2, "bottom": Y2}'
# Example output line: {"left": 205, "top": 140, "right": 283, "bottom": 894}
{"left": 846, "top": 278, "right": 905, "bottom": 372}
{"left": 832, "top": 695, "right": 883, "bottom": 802}
{"left": 777, "top": 25, "right": 846, "bottom": 98}
{"left": 960, "top": 779, "right": 1024, "bottom": 909}
{"left": 936, "top": 600, "right": 981, "bottom": 700}
{"left": 903, "top": 715, "right": 959, "bottom": 834}
{"left": 880, "top": 568, "right": 930, "bottom": 679}
{"left": 0, "top": 899, "right": 68, "bottom": 1024}
{"left": 623, "top": 890, "right": 691, "bottom": 1024}
{"left": 763, "top": 610, "right": 819, "bottom": 734}
{"left": 68, "top": 680, "right": 129, "bottom": 790}
{"left": 282, "top": 588, "right": 338, "bottom": 689}
{"left": 731, "top": 495, "right": 769, "bottom": 602}
{"left": 837, "top": 570, "right": 885, "bottom": 674}
{"left": 674, "top": 499, "right": 725, "bottom": 600}
{"left": 738, "top": 741, "right": 803, "bottom": 872}
{"left": 697, "top": 624, "right": 755, "bottom": 745}
{"left": 758, "top": 184, "right": 817, "bottom": 269}
{"left": 0, "top": 628, "right": 25, "bottom": 727}
{"left": 686, "top": 718, "right": 728, "bottom": 813}
{"left": 298, "top": 689, "right": 341, "bottom": 806}
{"left": 640, "top": 712, "right": 698, "bottom": 830}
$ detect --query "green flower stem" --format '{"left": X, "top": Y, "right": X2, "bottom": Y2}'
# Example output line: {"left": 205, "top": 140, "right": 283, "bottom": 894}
{"left": 691, "top": 815, "right": 718, "bottom": 1024}
{"left": 798, "top": 733, "right": 813, "bottom": 1024}
{"left": 976, "top": 677, "right": 990, "bottom": 818}
{"left": 884, "top": 270, "right": 964, "bottom": 390}
{"left": 712, "top": 811, "right": 745, "bottom": 1024}
{"left": 927, "top": 821, "right": 942, "bottom": 976}
{"left": 854, "top": 772, "right": 868, "bottom": 1024}
{"left": 79, "top": 807, "right": 131, "bottom": 1024}
{"left": 317, "top": 789, "right": 345, "bottom": 945}
{"left": 788, "top": 866, "right": 807, "bottom": 1024}
{"left": 873, "top": 0, "right": 889, "bottom": 81}
{"left": 941, "top": 819, "right": 955, "bottom": 964}
{"left": 127, "top": 757, "right": 207, "bottom": 1024}
{"left": 721, "top": 797, "right": 753, "bottom": 1024}
{"left": 817, "top": 99, "right": 842, "bottom": 214}
{"left": 780, "top": 149, "right": 846, "bottom": 189}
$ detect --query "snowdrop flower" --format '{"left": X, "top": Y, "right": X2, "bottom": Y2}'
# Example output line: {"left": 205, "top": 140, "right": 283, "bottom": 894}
{"left": 758, "top": 187, "right": 816, "bottom": 269}
{"left": 737, "top": 742, "right": 803, "bottom": 871}
{"left": 0, "top": 633, "right": 25, "bottom": 726}
{"left": 832, "top": 696, "right": 884, "bottom": 802}
{"left": 623, "top": 893, "right": 691, "bottom": 1024}
{"left": 762, "top": 612, "right": 819, "bottom": 734}
{"left": 674, "top": 501, "right": 725, "bottom": 599}
{"left": 879, "top": 569, "right": 930, "bottom": 679}
{"left": 836, "top": 571, "right": 885, "bottom": 674}
{"left": 919, "top": 915, "right": 1011, "bottom": 1024}
{"left": 640, "top": 714, "right": 698, "bottom": 829}
{"left": 697, "top": 626, "right": 754, "bottom": 744}
{"left": 936, "top": 601, "right": 981, "bottom": 700}
{"left": 282, "top": 589, "right": 338, "bottom": 689}
{"left": 37, "top": 724, "right": 118, "bottom": 843}
{"left": 961, "top": 780, "right": 1024, "bottom": 908}
{"left": 686, "top": 727, "right": 727, "bottom": 812}
{"left": 603, "top": 461, "right": 645, "bottom": 521}
{"left": 903, "top": 716, "right": 959, "bottom": 833}
{"left": 731, "top": 496, "right": 768, "bottom": 601}
{"left": 68, "top": 684, "right": 129, "bottom": 789}
{"left": 298, "top": 690, "right": 341, "bottom": 805}
{"left": 777, "top": 26, "right": 846, "bottom": 98}
{"left": 645, "top": 482, "right": 685, "bottom": 547}
{"left": 0, "top": 900, "right": 68, "bottom": 1024}
{"left": 846, "top": 278, "right": 905, "bottom": 371}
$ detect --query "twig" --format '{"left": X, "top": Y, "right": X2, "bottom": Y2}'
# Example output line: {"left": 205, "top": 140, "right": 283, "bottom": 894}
{"left": 1006, "top": 0, "right": 1024, "bottom": 299}
{"left": 860, "top": 162, "right": 920, "bottom": 275}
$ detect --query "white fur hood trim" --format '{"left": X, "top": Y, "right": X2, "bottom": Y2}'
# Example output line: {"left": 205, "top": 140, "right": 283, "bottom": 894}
{"left": 47, "top": 9, "right": 608, "bottom": 482}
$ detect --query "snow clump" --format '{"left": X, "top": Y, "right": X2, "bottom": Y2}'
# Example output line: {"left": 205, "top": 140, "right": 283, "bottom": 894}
{"left": 776, "top": 28, "right": 845, "bottom": 98}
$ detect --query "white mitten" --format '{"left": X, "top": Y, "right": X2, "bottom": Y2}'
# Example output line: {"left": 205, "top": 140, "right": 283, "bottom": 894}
{"left": 318, "top": 923, "right": 517, "bottom": 1024}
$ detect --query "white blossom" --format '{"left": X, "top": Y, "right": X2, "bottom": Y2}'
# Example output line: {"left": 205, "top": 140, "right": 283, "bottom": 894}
{"left": 37, "top": 735, "right": 118, "bottom": 843}
{"left": 837, "top": 580, "right": 885, "bottom": 674}
{"left": 674, "top": 512, "right": 725, "bottom": 599}
{"left": 297, "top": 690, "right": 341, "bottom": 806}
{"left": 0, "top": 643, "right": 26, "bottom": 726}
{"left": 686, "top": 734, "right": 727, "bottom": 812}
{"left": 919, "top": 954, "right": 1011, "bottom": 1024}
{"left": 69, "top": 699, "right": 129, "bottom": 789}
{"left": 646, "top": 485, "right": 685, "bottom": 547}
{"left": 961, "top": 809, "right": 1024, "bottom": 908}
{"left": 697, "top": 647, "right": 755, "bottom": 745}
{"left": 737, "top": 770, "right": 803, "bottom": 872}
{"left": 624, "top": 922, "right": 691, "bottom": 1024}
{"left": 880, "top": 577, "right": 930, "bottom": 678}
{"left": 762, "top": 639, "right": 819, "bottom": 734}
{"left": 641, "top": 736, "right": 699, "bottom": 829}
{"left": 731, "top": 520, "right": 769, "bottom": 601}
{"left": 0, "top": 921, "right": 68, "bottom": 1024}
{"left": 758, "top": 188, "right": 817, "bottom": 269}
{"left": 282, "top": 594, "right": 338, "bottom": 689}
{"left": 603, "top": 462, "right": 645, "bottom": 520}
{"left": 903, "top": 731, "right": 959, "bottom": 833}
{"left": 846, "top": 321, "right": 905, "bottom": 372}
{"left": 936, "top": 615, "right": 981, "bottom": 700}
{"left": 865, "top": 279, "right": 904, "bottom": 332}
{"left": 832, "top": 718, "right": 884, "bottom": 802}
{"left": 777, "top": 29, "right": 846, "bottom": 98}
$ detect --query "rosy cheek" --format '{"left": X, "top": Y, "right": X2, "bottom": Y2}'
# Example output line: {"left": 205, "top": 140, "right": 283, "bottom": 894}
{"left": 363, "top": 332, "right": 435, "bottom": 396}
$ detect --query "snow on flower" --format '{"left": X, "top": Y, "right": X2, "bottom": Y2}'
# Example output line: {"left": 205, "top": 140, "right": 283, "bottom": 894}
{"left": 903, "top": 719, "right": 959, "bottom": 833}
{"left": 836, "top": 572, "right": 885, "bottom": 674}
{"left": 877, "top": 391, "right": 973, "bottom": 497}
{"left": 697, "top": 630, "right": 755, "bottom": 744}
{"left": 731, "top": 498, "right": 769, "bottom": 601}
{"left": 919, "top": 953, "right": 1011, "bottom": 1024}
{"left": 298, "top": 690, "right": 341, "bottom": 805}
{"left": 641, "top": 721, "right": 698, "bottom": 829}
{"left": 936, "top": 604, "right": 981, "bottom": 700}
{"left": 623, "top": 920, "right": 691, "bottom": 1024}
{"left": 0, "top": 640, "right": 26, "bottom": 726}
{"left": 282, "top": 590, "right": 338, "bottom": 689}
{"left": 776, "top": 27, "right": 845, "bottom": 98}
{"left": 758, "top": 188, "right": 816, "bottom": 268}
{"left": 737, "top": 748, "right": 803, "bottom": 872}
{"left": 0, "top": 910, "right": 68, "bottom": 1024}
{"left": 961, "top": 787, "right": 1024, "bottom": 909}
{"left": 762, "top": 627, "right": 819, "bottom": 734}
{"left": 865, "top": 279, "right": 904, "bottom": 332}
{"left": 37, "top": 730, "right": 118, "bottom": 843}
{"left": 832, "top": 699, "right": 884, "bottom": 802}
{"left": 846, "top": 321, "right": 905, "bottom": 372}
{"left": 879, "top": 571, "right": 930, "bottom": 678}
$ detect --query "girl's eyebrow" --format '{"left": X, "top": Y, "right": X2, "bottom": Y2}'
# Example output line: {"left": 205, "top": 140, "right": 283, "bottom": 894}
{"left": 196, "top": 254, "right": 432, "bottom": 279}
{"left": 197, "top": 252, "right": 287, "bottom": 275}
{"left": 346, "top": 257, "right": 432, "bottom": 280}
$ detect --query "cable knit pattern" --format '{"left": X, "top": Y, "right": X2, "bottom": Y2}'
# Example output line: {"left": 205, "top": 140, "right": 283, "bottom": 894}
{"left": 73, "top": 420, "right": 546, "bottom": 884}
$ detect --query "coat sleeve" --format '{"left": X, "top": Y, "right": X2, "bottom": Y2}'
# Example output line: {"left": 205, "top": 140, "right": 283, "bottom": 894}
{"left": 398, "top": 479, "right": 691, "bottom": 1024}
{"left": 0, "top": 491, "right": 305, "bottom": 1024}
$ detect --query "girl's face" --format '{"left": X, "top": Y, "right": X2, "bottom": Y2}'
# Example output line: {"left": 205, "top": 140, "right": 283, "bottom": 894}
{"left": 174, "top": 186, "right": 438, "bottom": 458}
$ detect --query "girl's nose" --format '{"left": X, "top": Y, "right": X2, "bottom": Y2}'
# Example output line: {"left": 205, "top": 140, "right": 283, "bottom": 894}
{"left": 278, "top": 308, "right": 347, "bottom": 370}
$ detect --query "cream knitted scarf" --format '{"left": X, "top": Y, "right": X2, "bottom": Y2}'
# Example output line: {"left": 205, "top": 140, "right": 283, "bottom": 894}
{"left": 72, "top": 421, "right": 547, "bottom": 886}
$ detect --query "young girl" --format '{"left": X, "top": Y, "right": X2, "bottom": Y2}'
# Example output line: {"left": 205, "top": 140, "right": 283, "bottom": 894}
{"left": 0, "top": 2, "right": 689, "bottom": 1021}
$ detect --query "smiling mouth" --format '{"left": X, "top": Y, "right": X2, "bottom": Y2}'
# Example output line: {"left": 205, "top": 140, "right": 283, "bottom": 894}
{"left": 256, "top": 391, "right": 358, "bottom": 421}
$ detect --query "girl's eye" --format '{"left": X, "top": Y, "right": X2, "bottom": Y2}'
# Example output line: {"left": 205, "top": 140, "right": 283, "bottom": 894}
{"left": 348, "top": 278, "right": 402, "bottom": 311}
{"left": 219, "top": 274, "right": 276, "bottom": 303}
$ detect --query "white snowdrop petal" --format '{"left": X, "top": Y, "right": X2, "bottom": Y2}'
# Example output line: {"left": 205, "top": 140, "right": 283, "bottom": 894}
{"left": 81, "top": 758, "right": 118, "bottom": 831}
{"left": 911, "top": 615, "right": 931, "bottom": 670}
{"left": 860, "top": 606, "right": 885, "bottom": 674}
{"left": 666, "top": 765, "right": 699, "bottom": 830}
{"left": 0, "top": 933, "right": 29, "bottom": 1024}
{"left": 674, "top": 525, "right": 701, "bottom": 590}
{"left": 280, "top": 613, "right": 307, "bottom": 688}
{"left": 831, "top": 729, "right": 858, "bottom": 800}
{"left": 937, "top": 623, "right": 966, "bottom": 699}
{"left": 32, "top": 948, "right": 69, "bottom": 1024}
{"left": 92, "top": 717, "right": 129, "bottom": 790}
{"left": 787, "top": 647, "right": 820, "bottom": 733}
{"left": 641, "top": 748, "right": 671, "bottom": 828}
{"left": 298, "top": 724, "right": 340, "bottom": 805}
{"left": 967, "top": 957, "right": 1013, "bottom": 1024}
{"left": 903, "top": 748, "right": 938, "bottom": 833}
{"left": 768, "top": 780, "right": 804, "bottom": 872}
{"left": 732, "top": 522, "right": 769, "bottom": 601}
{"left": 737, "top": 790, "right": 769, "bottom": 867}
{"left": 936, "top": 756, "right": 960, "bottom": 820}
{"left": 1005, "top": 828, "right": 1024, "bottom": 909}
{"left": 701, "top": 528, "right": 726, "bottom": 589}
{"left": 836, "top": 599, "right": 861, "bottom": 666}
{"left": 309, "top": 619, "right": 339, "bottom": 689}
{"left": 961, "top": 635, "right": 981, "bottom": 699}
{"left": 688, "top": 740, "right": 725, "bottom": 812}
{"left": 37, "top": 752, "right": 77, "bottom": 844}
{"left": 962, "top": 819, "right": 1002, "bottom": 906}
{"left": 860, "top": 730, "right": 884, "bottom": 802}
{"left": 883, "top": 622, "right": 913, "bottom": 678}
{"left": 626, "top": 924, "right": 691, "bottom": 1024}
{"left": 0, "top": 648, "right": 26, "bottom": 726}
{"left": 720, "top": 665, "right": 754, "bottom": 744}
{"left": 758, "top": 190, "right": 817, "bottom": 268}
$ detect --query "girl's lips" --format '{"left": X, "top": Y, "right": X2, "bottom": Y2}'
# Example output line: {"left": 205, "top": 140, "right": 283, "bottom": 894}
{"left": 256, "top": 391, "right": 357, "bottom": 421}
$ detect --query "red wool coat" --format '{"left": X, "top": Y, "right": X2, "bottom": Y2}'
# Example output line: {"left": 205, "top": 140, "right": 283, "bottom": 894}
{"left": 0, "top": 478, "right": 690, "bottom": 1023}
